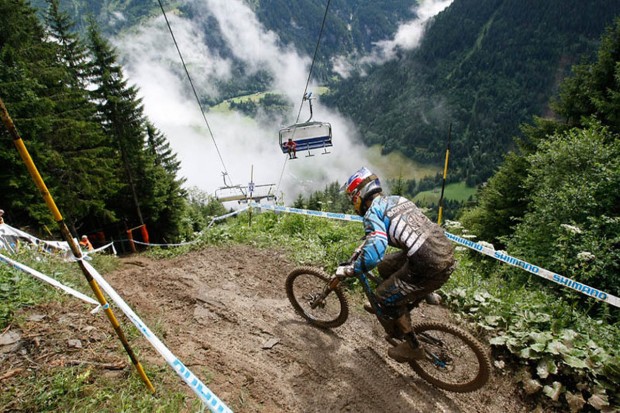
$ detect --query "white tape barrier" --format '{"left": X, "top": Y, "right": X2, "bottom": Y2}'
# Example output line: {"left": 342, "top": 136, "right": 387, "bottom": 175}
{"left": 81, "top": 260, "right": 232, "bottom": 413}
{"left": 249, "top": 203, "right": 362, "bottom": 222}
{"left": 123, "top": 207, "right": 250, "bottom": 249}
{"left": 131, "top": 239, "right": 200, "bottom": 247}
{"left": 207, "top": 206, "right": 249, "bottom": 228}
{"left": 0, "top": 252, "right": 99, "bottom": 307}
{"left": 249, "top": 203, "right": 619, "bottom": 308}
{"left": 84, "top": 242, "right": 117, "bottom": 256}
{"left": 444, "top": 233, "right": 620, "bottom": 308}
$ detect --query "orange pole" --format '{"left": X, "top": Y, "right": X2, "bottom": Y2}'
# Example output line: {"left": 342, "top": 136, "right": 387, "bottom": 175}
{"left": 127, "top": 230, "right": 137, "bottom": 253}
{"left": 140, "top": 224, "right": 149, "bottom": 245}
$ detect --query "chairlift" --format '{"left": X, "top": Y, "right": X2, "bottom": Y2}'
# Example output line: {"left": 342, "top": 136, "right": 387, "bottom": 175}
{"left": 279, "top": 92, "right": 332, "bottom": 157}
{"left": 215, "top": 185, "right": 247, "bottom": 203}
{"left": 215, "top": 182, "right": 277, "bottom": 204}
{"left": 238, "top": 182, "right": 277, "bottom": 204}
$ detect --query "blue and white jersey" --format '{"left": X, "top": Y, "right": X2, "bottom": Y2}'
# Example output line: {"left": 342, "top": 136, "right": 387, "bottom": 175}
{"left": 353, "top": 195, "right": 437, "bottom": 275}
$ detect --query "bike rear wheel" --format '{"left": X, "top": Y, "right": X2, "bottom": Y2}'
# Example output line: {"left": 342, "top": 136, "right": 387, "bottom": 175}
{"left": 408, "top": 321, "right": 491, "bottom": 392}
{"left": 285, "top": 267, "right": 349, "bottom": 328}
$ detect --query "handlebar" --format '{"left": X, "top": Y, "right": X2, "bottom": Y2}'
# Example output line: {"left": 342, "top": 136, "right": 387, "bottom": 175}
{"left": 335, "top": 247, "right": 363, "bottom": 280}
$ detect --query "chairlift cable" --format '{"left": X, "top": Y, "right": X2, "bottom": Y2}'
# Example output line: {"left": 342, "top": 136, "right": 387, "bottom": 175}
{"left": 275, "top": 156, "right": 289, "bottom": 198}
{"left": 157, "top": 0, "right": 233, "bottom": 185}
{"left": 277, "top": 0, "right": 331, "bottom": 197}
{"left": 294, "top": 0, "right": 332, "bottom": 124}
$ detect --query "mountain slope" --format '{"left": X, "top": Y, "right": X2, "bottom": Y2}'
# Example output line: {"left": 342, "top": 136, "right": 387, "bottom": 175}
{"left": 326, "top": 0, "right": 620, "bottom": 183}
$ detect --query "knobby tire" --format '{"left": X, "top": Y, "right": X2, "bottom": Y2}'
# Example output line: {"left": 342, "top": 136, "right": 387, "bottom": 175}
{"left": 285, "top": 267, "right": 349, "bottom": 329}
{"left": 408, "top": 321, "right": 491, "bottom": 392}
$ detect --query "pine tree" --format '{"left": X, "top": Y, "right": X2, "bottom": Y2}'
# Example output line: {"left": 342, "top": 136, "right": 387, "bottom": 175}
{"left": 0, "top": 0, "right": 53, "bottom": 228}
{"left": 43, "top": 0, "right": 121, "bottom": 232}
{"left": 87, "top": 21, "right": 189, "bottom": 241}
{"left": 87, "top": 20, "right": 149, "bottom": 228}
{"left": 145, "top": 122, "right": 189, "bottom": 240}
{"left": 1, "top": 0, "right": 118, "bottom": 233}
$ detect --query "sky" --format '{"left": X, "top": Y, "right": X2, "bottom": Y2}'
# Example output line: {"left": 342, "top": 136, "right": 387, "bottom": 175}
{"left": 113, "top": 0, "right": 452, "bottom": 204}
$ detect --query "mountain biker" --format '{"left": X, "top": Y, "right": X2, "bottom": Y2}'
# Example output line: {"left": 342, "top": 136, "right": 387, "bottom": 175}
{"left": 338, "top": 166, "right": 456, "bottom": 363}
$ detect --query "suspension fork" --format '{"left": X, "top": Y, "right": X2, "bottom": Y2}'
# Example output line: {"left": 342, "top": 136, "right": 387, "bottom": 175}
{"left": 309, "top": 276, "right": 341, "bottom": 310}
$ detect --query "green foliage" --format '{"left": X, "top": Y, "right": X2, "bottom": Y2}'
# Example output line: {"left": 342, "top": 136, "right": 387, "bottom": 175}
{"left": 508, "top": 122, "right": 620, "bottom": 297}
{"left": 0, "top": 0, "right": 119, "bottom": 230}
{"left": 460, "top": 151, "right": 531, "bottom": 248}
{"left": 554, "top": 17, "right": 620, "bottom": 131}
{"left": 461, "top": 20, "right": 620, "bottom": 308}
{"left": 442, "top": 250, "right": 620, "bottom": 412}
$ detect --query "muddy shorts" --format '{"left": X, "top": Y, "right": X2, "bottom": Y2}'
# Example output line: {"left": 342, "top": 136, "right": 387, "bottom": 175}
{"left": 375, "top": 239, "right": 455, "bottom": 312}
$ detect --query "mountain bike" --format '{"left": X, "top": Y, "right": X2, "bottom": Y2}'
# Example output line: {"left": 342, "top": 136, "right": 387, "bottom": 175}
{"left": 285, "top": 249, "right": 491, "bottom": 393}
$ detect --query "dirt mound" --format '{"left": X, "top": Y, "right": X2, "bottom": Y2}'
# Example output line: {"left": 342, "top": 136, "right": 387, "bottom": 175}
{"left": 2, "top": 245, "right": 530, "bottom": 412}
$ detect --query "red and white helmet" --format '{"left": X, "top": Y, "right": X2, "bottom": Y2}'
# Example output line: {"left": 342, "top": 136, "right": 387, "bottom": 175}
{"left": 342, "top": 167, "right": 382, "bottom": 215}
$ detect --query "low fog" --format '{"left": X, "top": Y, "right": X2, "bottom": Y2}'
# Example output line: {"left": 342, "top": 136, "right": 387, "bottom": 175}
{"left": 113, "top": 0, "right": 450, "bottom": 204}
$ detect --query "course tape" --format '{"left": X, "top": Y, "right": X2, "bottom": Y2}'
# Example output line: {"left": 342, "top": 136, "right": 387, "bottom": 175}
{"left": 84, "top": 242, "right": 117, "bottom": 256}
{"left": 249, "top": 203, "right": 363, "bottom": 222}
{"left": 131, "top": 239, "right": 199, "bottom": 247}
{"left": 444, "top": 233, "right": 620, "bottom": 308}
{"left": 249, "top": 203, "right": 619, "bottom": 308}
{"left": 207, "top": 206, "right": 249, "bottom": 228}
{"left": 0, "top": 252, "right": 99, "bottom": 307}
{"left": 82, "top": 261, "right": 232, "bottom": 413}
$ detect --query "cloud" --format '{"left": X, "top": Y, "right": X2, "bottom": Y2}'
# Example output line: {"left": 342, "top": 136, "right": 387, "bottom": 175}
{"left": 333, "top": 0, "right": 453, "bottom": 77}
{"left": 113, "top": 0, "right": 377, "bottom": 204}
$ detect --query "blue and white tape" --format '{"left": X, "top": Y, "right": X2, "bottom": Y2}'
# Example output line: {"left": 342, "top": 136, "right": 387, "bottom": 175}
{"left": 444, "top": 233, "right": 619, "bottom": 308}
{"left": 0, "top": 252, "right": 99, "bottom": 307}
{"left": 249, "top": 202, "right": 362, "bottom": 222}
{"left": 249, "top": 203, "right": 619, "bottom": 309}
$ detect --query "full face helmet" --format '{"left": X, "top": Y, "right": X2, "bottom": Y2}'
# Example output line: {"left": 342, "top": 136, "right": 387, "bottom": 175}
{"left": 342, "top": 167, "right": 382, "bottom": 215}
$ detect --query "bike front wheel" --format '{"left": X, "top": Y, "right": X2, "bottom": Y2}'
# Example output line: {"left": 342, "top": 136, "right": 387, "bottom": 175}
{"left": 285, "top": 267, "right": 349, "bottom": 329}
{"left": 408, "top": 321, "right": 491, "bottom": 393}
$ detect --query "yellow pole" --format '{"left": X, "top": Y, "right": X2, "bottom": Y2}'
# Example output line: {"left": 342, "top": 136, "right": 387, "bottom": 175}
{"left": 437, "top": 124, "right": 452, "bottom": 226}
{"left": 0, "top": 97, "right": 155, "bottom": 394}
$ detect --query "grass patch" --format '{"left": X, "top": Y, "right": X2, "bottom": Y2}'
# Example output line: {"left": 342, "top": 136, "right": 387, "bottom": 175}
{"left": 365, "top": 145, "right": 441, "bottom": 181}
{"left": 414, "top": 181, "right": 477, "bottom": 204}
{"left": 0, "top": 363, "right": 197, "bottom": 412}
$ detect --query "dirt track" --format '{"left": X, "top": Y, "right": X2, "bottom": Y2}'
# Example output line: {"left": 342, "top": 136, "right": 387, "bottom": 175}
{"left": 2, "top": 245, "right": 531, "bottom": 412}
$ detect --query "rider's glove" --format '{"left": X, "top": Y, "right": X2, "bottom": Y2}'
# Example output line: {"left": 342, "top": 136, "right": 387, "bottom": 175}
{"left": 336, "top": 265, "right": 355, "bottom": 278}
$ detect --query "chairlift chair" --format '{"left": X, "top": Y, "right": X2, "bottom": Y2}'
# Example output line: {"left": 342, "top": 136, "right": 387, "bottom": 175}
{"left": 215, "top": 185, "right": 247, "bottom": 203}
{"left": 279, "top": 121, "right": 332, "bottom": 157}
{"left": 279, "top": 92, "right": 332, "bottom": 157}
{"left": 242, "top": 183, "right": 277, "bottom": 204}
